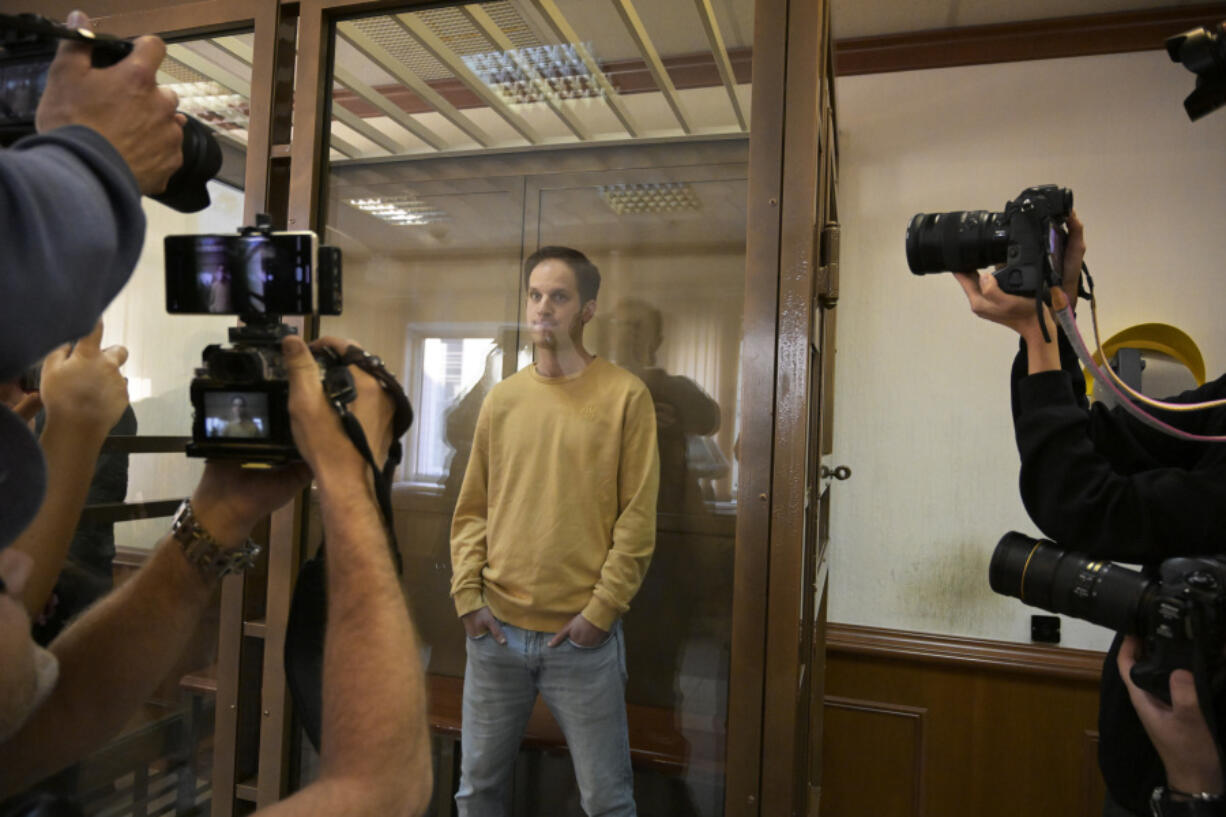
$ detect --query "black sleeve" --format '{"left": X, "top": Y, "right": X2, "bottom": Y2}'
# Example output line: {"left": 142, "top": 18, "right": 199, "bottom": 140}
{"left": 1010, "top": 333, "right": 1226, "bottom": 562}
{"left": 0, "top": 125, "right": 145, "bottom": 379}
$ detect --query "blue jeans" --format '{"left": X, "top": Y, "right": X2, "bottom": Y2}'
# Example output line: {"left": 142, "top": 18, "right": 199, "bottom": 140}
{"left": 455, "top": 619, "right": 636, "bottom": 817}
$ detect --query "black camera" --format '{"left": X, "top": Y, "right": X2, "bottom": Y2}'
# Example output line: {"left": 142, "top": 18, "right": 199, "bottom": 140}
{"left": 905, "top": 185, "right": 1073, "bottom": 298}
{"left": 167, "top": 217, "right": 347, "bottom": 464}
{"left": 1166, "top": 21, "right": 1226, "bottom": 122}
{"left": 0, "top": 12, "right": 221, "bottom": 213}
{"left": 990, "top": 532, "right": 1226, "bottom": 703}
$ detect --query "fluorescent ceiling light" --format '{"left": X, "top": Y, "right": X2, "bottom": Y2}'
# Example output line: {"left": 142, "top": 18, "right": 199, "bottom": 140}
{"left": 348, "top": 195, "right": 449, "bottom": 226}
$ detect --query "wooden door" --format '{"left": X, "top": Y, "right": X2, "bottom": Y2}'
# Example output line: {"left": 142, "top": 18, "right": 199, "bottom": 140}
{"left": 730, "top": 0, "right": 839, "bottom": 813}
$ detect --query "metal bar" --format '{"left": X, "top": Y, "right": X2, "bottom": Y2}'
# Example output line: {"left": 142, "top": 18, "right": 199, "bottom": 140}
{"left": 337, "top": 23, "right": 493, "bottom": 147}
{"left": 166, "top": 42, "right": 251, "bottom": 96}
{"left": 330, "top": 104, "right": 401, "bottom": 154}
{"left": 460, "top": 3, "right": 590, "bottom": 140}
{"left": 100, "top": 435, "right": 190, "bottom": 454}
{"left": 516, "top": 0, "right": 640, "bottom": 137}
{"left": 610, "top": 0, "right": 692, "bottom": 133}
{"left": 391, "top": 12, "right": 540, "bottom": 144}
{"left": 255, "top": 502, "right": 302, "bottom": 806}
{"left": 326, "top": 132, "right": 360, "bottom": 158}
{"left": 205, "top": 34, "right": 362, "bottom": 158}
{"left": 692, "top": 0, "right": 747, "bottom": 130}
{"left": 79, "top": 499, "right": 183, "bottom": 525}
{"left": 333, "top": 64, "right": 448, "bottom": 150}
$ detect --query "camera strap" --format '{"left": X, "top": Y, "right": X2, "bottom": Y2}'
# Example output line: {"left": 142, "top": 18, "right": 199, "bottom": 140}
{"left": 326, "top": 345, "right": 413, "bottom": 572}
{"left": 1035, "top": 283, "right": 1053, "bottom": 344}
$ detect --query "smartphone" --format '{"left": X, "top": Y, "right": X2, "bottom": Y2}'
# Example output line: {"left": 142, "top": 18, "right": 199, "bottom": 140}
{"left": 164, "top": 232, "right": 317, "bottom": 316}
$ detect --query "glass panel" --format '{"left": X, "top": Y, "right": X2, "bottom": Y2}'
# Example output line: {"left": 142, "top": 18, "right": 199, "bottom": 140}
{"left": 98, "top": 31, "right": 253, "bottom": 547}
{"left": 320, "top": 2, "right": 750, "bottom": 812}
{"left": 535, "top": 173, "right": 744, "bottom": 814}
{"left": 328, "top": 0, "right": 751, "bottom": 159}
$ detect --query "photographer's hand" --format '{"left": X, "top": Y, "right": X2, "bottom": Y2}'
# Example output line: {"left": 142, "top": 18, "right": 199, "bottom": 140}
{"left": 1118, "top": 635, "right": 1224, "bottom": 796}
{"left": 39, "top": 321, "right": 129, "bottom": 443}
{"left": 283, "top": 335, "right": 395, "bottom": 488}
{"left": 35, "top": 11, "right": 184, "bottom": 195}
{"left": 9, "top": 321, "right": 129, "bottom": 618}
{"left": 953, "top": 270, "right": 1062, "bottom": 374}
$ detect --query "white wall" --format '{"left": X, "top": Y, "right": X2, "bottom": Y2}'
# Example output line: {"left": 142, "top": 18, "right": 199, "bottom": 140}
{"left": 829, "top": 51, "right": 1226, "bottom": 650}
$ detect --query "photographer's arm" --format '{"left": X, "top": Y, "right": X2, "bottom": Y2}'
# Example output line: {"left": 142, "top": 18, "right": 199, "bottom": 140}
{"left": 0, "top": 11, "right": 183, "bottom": 379}
{"left": 953, "top": 212, "right": 1086, "bottom": 376}
{"left": 256, "top": 336, "right": 430, "bottom": 817}
{"left": 9, "top": 323, "right": 129, "bottom": 618}
{"left": 0, "top": 462, "right": 307, "bottom": 794}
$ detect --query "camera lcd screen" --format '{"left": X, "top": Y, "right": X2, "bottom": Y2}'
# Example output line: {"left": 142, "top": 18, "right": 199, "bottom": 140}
{"left": 203, "top": 391, "right": 270, "bottom": 439}
{"left": 0, "top": 59, "right": 50, "bottom": 127}
{"left": 165, "top": 233, "right": 314, "bottom": 315}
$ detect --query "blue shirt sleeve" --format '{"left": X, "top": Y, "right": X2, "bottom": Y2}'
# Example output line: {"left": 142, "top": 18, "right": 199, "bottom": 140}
{"left": 0, "top": 125, "right": 145, "bottom": 379}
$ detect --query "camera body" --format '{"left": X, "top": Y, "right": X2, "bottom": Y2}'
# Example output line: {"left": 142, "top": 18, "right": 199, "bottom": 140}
{"left": 1166, "top": 21, "right": 1226, "bottom": 121}
{"left": 990, "top": 532, "right": 1226, "bottom": 702}
{"left": 168, "top": 219, "right": 346, "bottom": 464}
{"left": 0, "top": 12, "right": 221, "bottom": 213}
{"left": 906, "top": 185, "right": 1073, "bottom": 297}
{"left": 188, "top": 321, "right": 354, "bottom": 463}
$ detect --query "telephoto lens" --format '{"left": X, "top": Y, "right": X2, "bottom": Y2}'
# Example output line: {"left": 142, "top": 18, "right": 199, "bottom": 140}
{"left": 988, "top": 532, "right": 1154, "bottom": 634}
{"left": 904, "top": 210, "right": 1009, "bottom": 274}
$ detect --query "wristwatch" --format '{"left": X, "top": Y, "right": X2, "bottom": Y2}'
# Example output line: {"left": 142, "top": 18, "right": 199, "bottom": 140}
{"left": 171, "top": 499, "right": 262, "bottom": 581}
{"left": 1151, "top": 787, "right": 1226, "bottom": 817}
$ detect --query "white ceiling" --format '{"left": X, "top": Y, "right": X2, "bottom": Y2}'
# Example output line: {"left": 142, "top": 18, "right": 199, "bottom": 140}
{"left": 832, "top": 0, "right": 1213, "bottom": 39}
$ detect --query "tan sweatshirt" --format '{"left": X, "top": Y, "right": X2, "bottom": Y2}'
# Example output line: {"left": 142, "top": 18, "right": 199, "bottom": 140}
{"left": 449, "top": 357, "right": 660, "bottom": 632}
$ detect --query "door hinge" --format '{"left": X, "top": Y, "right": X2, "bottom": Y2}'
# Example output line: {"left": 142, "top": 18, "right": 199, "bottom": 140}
{"left": 815, "top": 221, "right": 840, "bottom": 309}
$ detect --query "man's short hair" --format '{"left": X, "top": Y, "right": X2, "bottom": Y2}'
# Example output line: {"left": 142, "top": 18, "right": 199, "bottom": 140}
{"left": 523, "top": 246, "right": 600, "bottom": 304}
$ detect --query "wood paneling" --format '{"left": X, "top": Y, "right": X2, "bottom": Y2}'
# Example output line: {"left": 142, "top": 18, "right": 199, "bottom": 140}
{"left": 823, "top": 623, "right": 1106, "bottom": 817}
{"left": 836, "top": 3, "right": 1226, "bottom": 76}
{"left": 822, "top": 697, "right": 925, "bottom": 817}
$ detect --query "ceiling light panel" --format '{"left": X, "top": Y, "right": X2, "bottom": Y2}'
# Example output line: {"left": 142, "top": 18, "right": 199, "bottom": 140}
{"left": 346, "top": 4, "right": 544, "bottom": 86}
{"left": 463, "top": 43, "right": 603, "bottom": 105}
{"left": 598, "top": 182, "right": 702, "bottom": 215}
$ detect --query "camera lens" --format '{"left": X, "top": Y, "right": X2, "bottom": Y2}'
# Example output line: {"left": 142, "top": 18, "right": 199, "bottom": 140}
{"left": 905, "top": 210, "right": 1008, "bottom": 274}
{"left": 989, "top": 532, "right": 1153, "bottom": 635}
{"left": 151, "top": 114, "right": 222, "bottom": 214}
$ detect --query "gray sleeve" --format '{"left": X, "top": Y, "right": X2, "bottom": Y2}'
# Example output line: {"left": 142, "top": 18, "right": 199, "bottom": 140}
{"left": 0, "top": 125, "right": 146, "bottom": 379}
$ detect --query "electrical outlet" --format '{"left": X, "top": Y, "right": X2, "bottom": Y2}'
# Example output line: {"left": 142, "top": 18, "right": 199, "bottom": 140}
{"left": 1031, "top": 614, "right": 1060, "bottom": 644}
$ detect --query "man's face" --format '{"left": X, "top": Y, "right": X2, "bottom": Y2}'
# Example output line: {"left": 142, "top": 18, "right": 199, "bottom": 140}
{"left": 230, "top": 397, "right": 248, "bottom": 421}
{"left": 526, "top": 260, "right": 593, "bottom": 351}
{"left": 0, "top": 549, "right": 59, "bottom": 743}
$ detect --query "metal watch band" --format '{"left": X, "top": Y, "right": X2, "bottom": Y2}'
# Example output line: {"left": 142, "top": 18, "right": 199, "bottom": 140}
{"left": 1152, "top": 787, "right": 1226, "bottom": 817}
{"left": 171, "top": 499, "right": 262, "bottom": 581}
